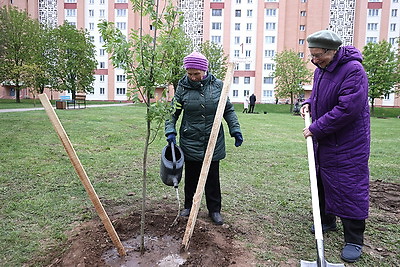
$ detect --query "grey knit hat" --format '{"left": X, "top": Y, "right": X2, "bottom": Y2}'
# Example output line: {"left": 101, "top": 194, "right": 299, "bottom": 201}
{"left": 307, "top": 30, "right": 343, "bottom": 50}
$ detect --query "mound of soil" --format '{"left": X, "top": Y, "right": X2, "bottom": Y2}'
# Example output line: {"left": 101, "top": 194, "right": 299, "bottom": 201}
{"left": 46, "top": 204, "right": 254, "bottom": 267}
{"left": 40, "top": 179, "right": 398, "bottom": 266}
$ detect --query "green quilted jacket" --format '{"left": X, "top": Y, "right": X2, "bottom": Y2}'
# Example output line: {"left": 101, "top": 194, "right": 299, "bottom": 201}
{"left": 165, "top": 73, "right": 241, "bottom": 161}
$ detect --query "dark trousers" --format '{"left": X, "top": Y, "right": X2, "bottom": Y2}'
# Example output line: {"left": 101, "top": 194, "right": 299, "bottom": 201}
{"left": 317, "top": 174, "right": 366, "bottom": 245}
{"left": 249, "top": 104, "right": 255, "bottom": 113}
{"left": 184, "top": 160, "right": 221, "bottom": 213}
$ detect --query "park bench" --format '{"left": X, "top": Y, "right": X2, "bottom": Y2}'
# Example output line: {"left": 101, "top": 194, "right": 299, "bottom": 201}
{"left": 56, "top": 94, "right": 86, "bottom": 109}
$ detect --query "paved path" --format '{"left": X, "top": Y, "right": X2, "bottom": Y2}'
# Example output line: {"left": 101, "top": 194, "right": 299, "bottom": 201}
{"left": 0, "top": 103, "right": 133, "bottom": 113}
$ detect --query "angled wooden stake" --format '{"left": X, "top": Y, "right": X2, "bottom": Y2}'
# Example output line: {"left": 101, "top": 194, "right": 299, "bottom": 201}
{"left": 182, "top": 63, "right": 235, "bottom": 251}
{"left": 38, "top": 94, "right": 126, "bottom": 257}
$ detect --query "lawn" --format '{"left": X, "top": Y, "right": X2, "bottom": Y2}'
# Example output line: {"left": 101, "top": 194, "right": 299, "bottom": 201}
{"left": 0, "top": 104, "right": 399, "bottom": 266}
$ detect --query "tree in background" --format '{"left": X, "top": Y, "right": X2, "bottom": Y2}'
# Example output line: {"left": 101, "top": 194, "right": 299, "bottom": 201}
{"left": 0, "top": 6, "right": 41, "bottom": 103}
{"left": 273, "top": 50, "right": 312, "bottom": 112}
{"left": 199, "top": 41, "right": 229, "bottom": 80}
{"left": 99, "top": 0, "right": 188, "bottom": 253}
{"left": 49, "top": 23, "right": 97, "bottom": 99}
{"left": 363, "top": 40, "right": 400, "bottom": 115}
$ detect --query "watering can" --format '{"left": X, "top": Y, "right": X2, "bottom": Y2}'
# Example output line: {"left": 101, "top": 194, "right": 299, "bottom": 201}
{"left": 160, "top": 142, "right": 184, "bottom": 188}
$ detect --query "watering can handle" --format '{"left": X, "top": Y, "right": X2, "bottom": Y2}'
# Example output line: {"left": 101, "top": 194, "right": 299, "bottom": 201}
{"left": 171, "top": 142, "right": 177, "bottom": 172}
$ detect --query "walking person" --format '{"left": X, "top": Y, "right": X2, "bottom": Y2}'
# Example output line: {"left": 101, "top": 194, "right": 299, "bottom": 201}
{"left": 300, "top": 30, "right": 370, "bottom": 263}
{"left": 165, "top": 51, "right": 243, "bottom": 225}
{"left": 249, "top": 93, "right": 256, "bottom": 113}
{"left": 243, "top": 95, "right": 249, "bottom": 113}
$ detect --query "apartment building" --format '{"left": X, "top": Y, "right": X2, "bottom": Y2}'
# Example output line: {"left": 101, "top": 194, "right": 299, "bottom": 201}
{"left": 1, "top": 0, "right": 399, "bottom": 107}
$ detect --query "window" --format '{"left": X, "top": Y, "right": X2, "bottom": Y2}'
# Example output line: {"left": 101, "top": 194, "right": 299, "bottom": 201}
{"left": 300, "top": 25, "right": 305, "bottom": 31}
{"left": 248, "top": 0, "right": 253, "bottom": 3}
{"left": 263, "top": 77, "right": 274, "bottom": 84}
{"left": 100, "top": 88, "right": 105, "bottom": 94}
{"left": 116, "top": 75, "right": 126, "bottom": 82}
{"left": 246, "top": 23, "right": 252, "bottom": 30}
{"left": 117, "top": 22, "right": 126, "bottom": 30}
{"left": 235, "top": 10, "right": 242, "bottom": 17}
{"left": 68, "top": 21, "right": 76, "bottom": 27}
{"left": 100, "top": 75, "right": 105, "bottom": 82}
{"left": 368, "top": 9, "right": 379, "bottom": 16}
{"left": 244, "top": 90, "right": 249, "bottom": 96}
{"left": 116, "top": 9, "right": 127, "bottom": 17}
{"left": 99, "top": 36, "right": 104, "bottom": 43}
{"left": 89, "top": 9, "right": 94, "bottom": 17}
{"left": 265, "top": 50, "right": 275, "bottom": 57}
{"left": 99, "top": 49, "right": 105, "bottom": 56}
{"left": 116, "top": 0, "right": 127, "bottom": 2}
{"left": 234, "top": 36, "right": 240, "bottom": 44}
{"left": 264, "top": 63, "right": 275, "bottom": 70}
{"left": 89, "top": 36, "right": 94, "bottom": 42}
{"left": 390, "top": 23, "right": 396, "bottom": 31}
{"left": 66, "top": 9, "right": 76, "bottom": 17}
{"left": 298, "top": 52, "right": 304, "bottom": 58}
{"left": 245, "top": 64, "right": 250, "bottom": 70}
{"left": 211, "top": 36, "right": 221, "bottom": 44}
{"left": 366, "top": 37, "right": 378, "bottom": 43}
{"left": 99, "top": 9, "right": 105, "bottom": 17}
{"left": 301, "top": 0, "right": 307, "bottom": 2}
{"left": 266, "top": 9, "right": 276, "bottom": 16}
{"left": 299, "top": 39, "right": 305, "bottom": 45}
{"left": 100, "top": 0, "right": 105, "bottom": 4}
{"left": 99, "top": 62, "right": 105, "bottom": 68}
{"left": 212, "top": 22, "right": 222, "bottom": 30}
{"left": 236, "top": 0, "right": 241, "bottom": 3}
{"left": 265, "top": 36, "right": 275, "bottom": 44}
{"left": 300, "top": 11, "right": 306, "bottom": 16}
{"left": 233, "top": 90, "right": 238, "bottom": 97}
{"left": 263, "top": 90, "right": 273, "bottom": 97}
{"left": 391, "top": 9, "right": 398, "bottom": 17}
{"left": 89, "top": 22, "right": 94, "bottom": 30}
{"left": 389, "top": 38, "right": 396, "bottom": 45}
{"left": 367, "top": 23, "right": 378, "bottom": 30}
{"left": 245, "top": 50, "right": 251, "bottom": 57}
{"left": 235, "top": 23, "right": 241, "bottom": 30}
{"left": 212, "top": 9, "right": 222, "bottom": 16}
{"left": 246, "top": 37, "right": 252, "bottom": 44}
{"left": 393, "top": 0, "right": 399, "bottom": 3}
{"left": 265, "top": 23, "right": 276, "bottom": 30}
{"left": 233, "top": 77, "right": 239, "bottom": 84}
{"left": 116, "top": 88, "right": 126, "bottom": 95}
{"left": 244, "top": 77, "right": 250, "bottom": 84}
{"left": 247, "top": 10, "right": 253, "bottom": 17}
{"left": 234, "top": 50, "right": 240, "bottom": 57}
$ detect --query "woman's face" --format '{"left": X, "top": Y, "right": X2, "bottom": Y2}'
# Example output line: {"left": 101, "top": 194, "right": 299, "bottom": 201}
{"left": 186, "top": 69, "right": 206, "bottom": 82}
{"left": 309, "top": 48, "right": 336, "bottom": 68}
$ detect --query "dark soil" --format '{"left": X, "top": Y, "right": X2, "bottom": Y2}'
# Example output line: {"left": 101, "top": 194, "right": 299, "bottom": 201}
{"left": 39, "top": 180, "right": 399, "bottom": 266}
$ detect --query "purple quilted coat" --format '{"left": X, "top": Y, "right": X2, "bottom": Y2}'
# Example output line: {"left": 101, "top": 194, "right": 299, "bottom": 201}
{"left": 303, "top": 46, "right": 370, "bottom": 220}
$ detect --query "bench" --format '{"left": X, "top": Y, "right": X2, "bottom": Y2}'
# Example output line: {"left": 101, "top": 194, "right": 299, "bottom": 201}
{"left": 56, "top": 94, "right": 86, "bottom": 109}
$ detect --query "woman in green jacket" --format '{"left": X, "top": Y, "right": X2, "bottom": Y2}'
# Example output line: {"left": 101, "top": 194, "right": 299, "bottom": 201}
{"left": 165, "top": 51, "right": 243, "bottom": 225}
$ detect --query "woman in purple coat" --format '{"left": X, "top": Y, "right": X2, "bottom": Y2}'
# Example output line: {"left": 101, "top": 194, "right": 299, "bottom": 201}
{"left": 300, "top": 30, "right": 370, "bottom": 263}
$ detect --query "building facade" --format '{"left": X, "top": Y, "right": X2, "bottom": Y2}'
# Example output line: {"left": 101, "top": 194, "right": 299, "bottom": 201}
{"left": 1, "top": 0, "right": 399, "bottom": 107}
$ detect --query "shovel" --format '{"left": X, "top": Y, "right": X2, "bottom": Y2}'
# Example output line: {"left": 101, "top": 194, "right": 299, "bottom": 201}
{"left": 300, "top": 110, "right": 344, "bottom": 267}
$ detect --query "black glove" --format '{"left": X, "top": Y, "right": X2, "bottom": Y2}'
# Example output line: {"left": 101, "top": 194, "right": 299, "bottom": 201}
{"left": 166, "top": 133, "right": 176, "bottom": 145}
{"left": 233, "top": 132, "right": 243, "bottom": 147}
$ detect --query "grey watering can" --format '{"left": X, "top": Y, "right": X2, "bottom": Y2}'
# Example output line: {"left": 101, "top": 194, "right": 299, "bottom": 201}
{"left": 160, "top": 142, "right": 184, "bottom": 188}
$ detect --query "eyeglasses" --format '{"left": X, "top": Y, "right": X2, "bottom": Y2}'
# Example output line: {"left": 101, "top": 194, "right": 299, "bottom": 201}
{"left": 309, "top": 49, "right": 329, "bottom": 59}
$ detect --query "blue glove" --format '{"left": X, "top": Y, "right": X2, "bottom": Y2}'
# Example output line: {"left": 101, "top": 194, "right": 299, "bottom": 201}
{"left": 233, "top": 132, "right": 243, "bottom": 147}
{"left": 166, "top": 133, "right": 176, "bottom": 145}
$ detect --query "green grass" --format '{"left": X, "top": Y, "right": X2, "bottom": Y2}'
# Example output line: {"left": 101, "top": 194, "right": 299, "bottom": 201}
{"left": 0, "top": 98, "right": 128, "bottom": 109}
{"left": 0, "top": 104, "right": 399, "bottom": 266}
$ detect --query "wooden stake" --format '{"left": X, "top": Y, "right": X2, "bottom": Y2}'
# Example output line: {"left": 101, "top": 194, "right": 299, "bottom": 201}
{"left": 182, "top": 63, "right": 235, "bottom": 251}
{"left": 38, "top": 94, "right": 126, "bottom": 257}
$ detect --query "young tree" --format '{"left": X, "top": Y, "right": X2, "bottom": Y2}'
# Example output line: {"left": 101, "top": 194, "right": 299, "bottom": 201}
{"left": 99, "top": 0, "right": 188, "bottom": 253}
{"left": 362, "top": 40, "right": 399, "bottom": 115}
{"left": 273, "top": 50, "right": 312, "bottom": 112}
{"left": 0, "top": 6, "right": 41, "bottom": 103}
{"left": 49, "top": 23, "right": 97, "bottom": 99}
{"left": 199, "top": 41, "right": 229, "bottom": 80}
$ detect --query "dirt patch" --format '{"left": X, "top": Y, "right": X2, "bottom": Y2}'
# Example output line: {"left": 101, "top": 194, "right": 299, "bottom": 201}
{"left": 36, "top": 179, "right": 398, "bottom": 267}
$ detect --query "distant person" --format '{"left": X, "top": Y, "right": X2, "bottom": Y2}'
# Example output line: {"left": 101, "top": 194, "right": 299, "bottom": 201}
{"left": 249, "top": 93, "right": 256, "bottom": 113}
{"left": 243, "top": 95, "right": 249, "bottom": 113}
{"left": 300, "top": 30, "right": 370, "bottom": 263}
{"left": 165, "top": 51, "right": 243, "bottom": 225}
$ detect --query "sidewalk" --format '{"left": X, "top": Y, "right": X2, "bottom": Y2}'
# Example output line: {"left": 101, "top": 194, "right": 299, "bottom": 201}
{"left": 0, "top": 103, "right": 133, "bottom": 113}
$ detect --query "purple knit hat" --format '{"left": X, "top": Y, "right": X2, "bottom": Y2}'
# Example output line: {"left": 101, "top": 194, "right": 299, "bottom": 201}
{"left": 183, "top": 51, "right": 209, "bottom": 71}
